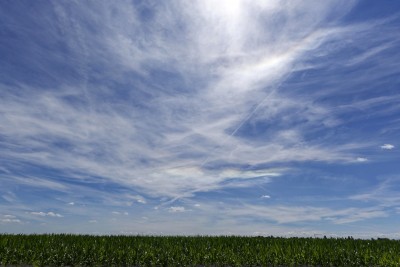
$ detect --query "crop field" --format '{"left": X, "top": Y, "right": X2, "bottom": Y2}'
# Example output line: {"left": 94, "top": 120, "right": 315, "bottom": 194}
{"left": 0, "top": 234, "right": 399, "bottom": 266}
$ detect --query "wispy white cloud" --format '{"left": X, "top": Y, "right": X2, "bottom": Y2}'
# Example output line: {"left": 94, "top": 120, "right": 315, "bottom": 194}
{"left": 168, "top": 206, "right": 186, "bottom": 213}
{"left": 126, "top": 195, "right": 147, "bottom": 204}
{"left": 30, "top": 211, "right": 63, "bottom": 218}
{"left": 195, "top": 201, "right": 388, "bottom": 225}
{"left": 381, "top": 144, "right": 395, "bottom": 150}
{"left": 112, "top": 211, "right": 129, "bottom": 216}
{"left": 0, "top": 0, "right": 385, "bottom": 203}
{"left": 3, "top": 174, "right": 69, "bottom": 192}
{"left": 350, "top": 177, "right": 400, "bottom": 207}
{"left": 2, "top": 192, "right": 18, "bottom": 203}
{"left": 0, "top": 215, "right": 21, "bottom": 224}
{"left": 331, "top": 208, "right": 388, "bottom": 224}
{"left": 0, "top": 218, "right": 21, "bottom": 224}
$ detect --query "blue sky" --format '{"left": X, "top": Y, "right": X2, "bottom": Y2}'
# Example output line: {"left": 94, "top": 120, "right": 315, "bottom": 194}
{"left": 1, "top": 0, "right": 400, "bottom": 238}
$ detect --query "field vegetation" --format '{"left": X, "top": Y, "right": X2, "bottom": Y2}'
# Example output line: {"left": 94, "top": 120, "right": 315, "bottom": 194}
{"left": 1, "top": 234, "right": 399, "bottom": 266}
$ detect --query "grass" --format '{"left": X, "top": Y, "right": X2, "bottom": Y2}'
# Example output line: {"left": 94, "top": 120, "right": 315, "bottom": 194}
{"left": 1, "top": 234, "right": 399, "bottom": 266}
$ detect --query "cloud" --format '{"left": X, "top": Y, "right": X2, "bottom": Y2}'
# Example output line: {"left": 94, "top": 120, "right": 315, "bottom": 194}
{"left": 112, "top": 211, "right": 129, "bottom": 216}
{"left": 332, "top": 208, "right": 388, "bottom": 224}
{"left": 198, "top": 202, "right": 388, "bottom": 225}
{"left": 381, "top": 144, "right": 395, "bottom": 150}
{"left": 2, "top": 192, "right": 18, "bottom": 203}
{"left": 168, "top": 206, "right": 186, "bottom": 213}
{"left": 0, "top": 0, "right": 383, "bottom": 206}
{"left": 261, "top": 195, "right": 271, "bottom": 199}
{"left": 0, "top": 218, "right": 21, "bottom": 224}
{"left": 0, "top": 215, "right": 21, "bottom": 224}
{"left": 356, "top": 157, "right": 368, "bottom": 162}
{"left": 350, "top": 177, "right": 400, "bottom": 207}
{"left": 126, "top": 195, "right": 147, "bottom": 204}
{"left": 30, "top": 211, "right": 63, "bottom": 218}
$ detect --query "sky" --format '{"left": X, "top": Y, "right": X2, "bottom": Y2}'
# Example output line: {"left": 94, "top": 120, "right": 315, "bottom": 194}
{"left": 1, "top": 1, "right": 400, "bottom": 238}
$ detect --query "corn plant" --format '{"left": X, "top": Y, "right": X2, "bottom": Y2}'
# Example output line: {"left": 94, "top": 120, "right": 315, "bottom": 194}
{"left": 0, "top": 234, "right": 399, "bottom": 266}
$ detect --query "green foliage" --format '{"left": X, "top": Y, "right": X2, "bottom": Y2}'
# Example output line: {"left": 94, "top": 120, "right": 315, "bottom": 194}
{"left": 0, "top": 234, "right": 399, "bottom": 266}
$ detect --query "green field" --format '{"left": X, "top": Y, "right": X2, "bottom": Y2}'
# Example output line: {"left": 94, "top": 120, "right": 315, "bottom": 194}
{"left": 1, "top": 234, "right": 399, "bottom": 266}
